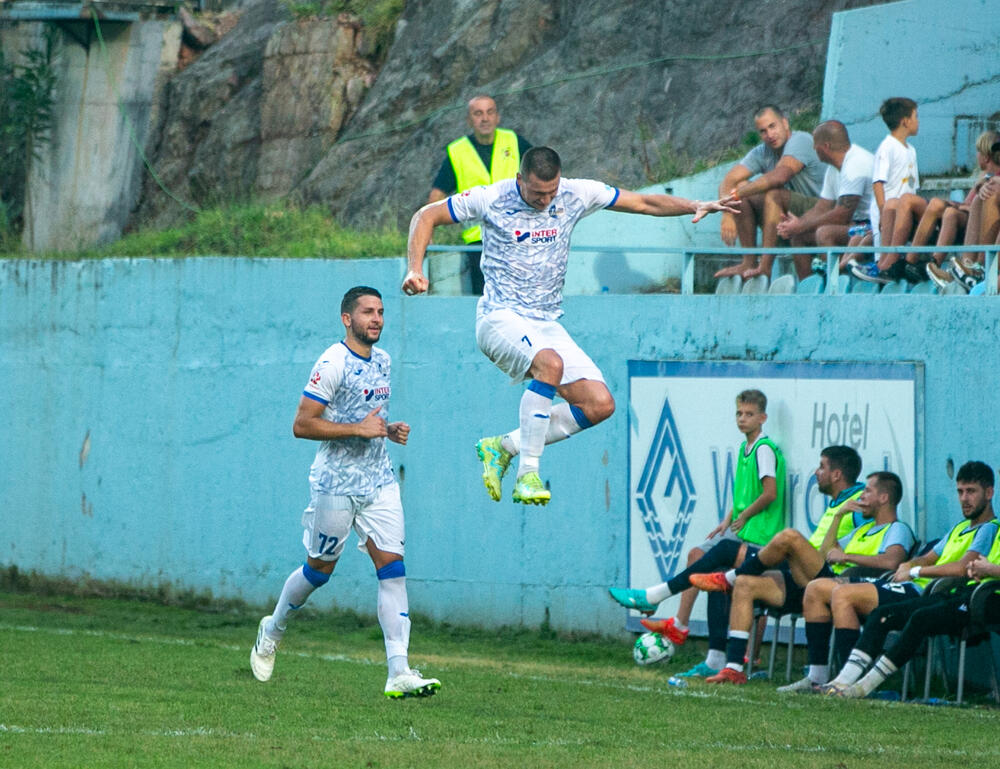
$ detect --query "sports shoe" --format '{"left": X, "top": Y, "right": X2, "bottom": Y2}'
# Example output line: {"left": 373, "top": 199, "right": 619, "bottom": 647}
{"left": 705, "top": 667, "right": 748, "bottom": 685}
{"left": 250, "top": 615, "right": 280, "bottom": 682}
{"left": 903, "top": 261, "right": 928, "bottom": 284}
{"left": 640, "top": 616, "right": 689, "bottom": 645}
{"left": 949, "top": 256, "right": 984, "bottom": 292}
{"left": 688, "top": 572, "right": 731, "bottom": 593}
{"left": 777, "top": 676, "right": 821, "bottom": 694}
{"left": 926, "top": 262, "right": 954, "bottom": 290}
{"left": 850, "top": 261, "right": 893, "bottom": 284}
{"left": 384, "top": 668, "right": 441, "bottom": 699}
{"left": 512, "top": 471, "right": 551, "bottom": 505}
{"left": 609, "top": 587, "right": 657, "bottom": 614}
{"left": 676, "top": 661, "right": 720, "bottom": 678}
{"left": 476, "top": 436, "right": 512, "bottom": 502}
{"left": 823, "top": 681, "right": 865, "bottom": 699}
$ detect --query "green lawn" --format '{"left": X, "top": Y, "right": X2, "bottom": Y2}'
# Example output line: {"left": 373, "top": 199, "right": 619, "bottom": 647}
{"left": 2, "top": 591, "right": 998, "bottom": 768}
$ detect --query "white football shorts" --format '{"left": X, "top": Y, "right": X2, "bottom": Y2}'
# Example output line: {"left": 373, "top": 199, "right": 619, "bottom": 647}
{"left": 475, "top": 306, "right": 605, "bottom": 384}
{"left": 301, "top": 482, "right": 405, "bottom": 561}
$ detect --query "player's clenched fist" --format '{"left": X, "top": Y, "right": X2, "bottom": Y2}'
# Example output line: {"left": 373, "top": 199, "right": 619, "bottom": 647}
{"left": 401, "top": 270, "right": 429, "bottom": 296}
{"left": 356, "top": 406, "right": 388, "bottom": 438}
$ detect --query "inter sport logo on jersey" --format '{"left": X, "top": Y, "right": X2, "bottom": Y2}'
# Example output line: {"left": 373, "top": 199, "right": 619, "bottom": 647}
{"left": 513, "top": 228, "right": 558, "bottom": 244}
{"left": 364, "top": 386, "right": 390, "bottom": 402}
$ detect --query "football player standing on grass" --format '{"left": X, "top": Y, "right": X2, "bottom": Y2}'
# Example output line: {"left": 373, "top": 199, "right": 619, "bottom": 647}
{"left": 402, "top": 146, "right": 736, "bottom": 506}
{"left": 250, "top": 286, "right": 440, "bottom": 699}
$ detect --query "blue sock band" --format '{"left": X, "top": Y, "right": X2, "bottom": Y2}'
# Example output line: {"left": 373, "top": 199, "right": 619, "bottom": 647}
{"left": 301, "top": 562, "right": 331, "bottom": 587}
{"left": 376, "top": 560, "right": 406, "bottom": 580}
{"left": 527, "top": 379, "right": 557, "bottom": 399}
{"left": 570, "top": 404, "right": 593, "bottom": 429}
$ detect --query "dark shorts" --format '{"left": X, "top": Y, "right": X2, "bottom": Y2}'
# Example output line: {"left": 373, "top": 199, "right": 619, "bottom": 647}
{"left": 778, "top": 563, "right": 835, "bottom": 614}
{"left": 871, "top": 579, "right": 921, "bottom": 606}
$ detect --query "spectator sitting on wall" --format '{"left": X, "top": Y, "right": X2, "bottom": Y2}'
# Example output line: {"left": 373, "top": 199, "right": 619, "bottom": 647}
{"left": 712, "top": 106, "right": 826, "bottom": 283}
{"left": 851, "top": 98, "right": 925, "bottom": 285}
{"left": 910, "top": 130, "right": 1000, "bottom": 286}
{"left": 928, "top": 138, "right": 1000, "bottom": 292}
{"left": 776, "top": 120, "right": 874, "bottom": 280}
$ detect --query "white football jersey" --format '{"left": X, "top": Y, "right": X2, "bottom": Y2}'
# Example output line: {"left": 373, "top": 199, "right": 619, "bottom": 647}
{"left": 447, "top": 177, "right": 619, "bottom": 320}
{"left": 302, "top": 341, "right": 395, "bottom": 496}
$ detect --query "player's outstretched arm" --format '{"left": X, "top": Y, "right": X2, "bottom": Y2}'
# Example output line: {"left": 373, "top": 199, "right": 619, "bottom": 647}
{"left": 609, "top": 189, "right": 739, "bottom": 223}
{"left": 402, "top": 201, "right": 455, "bottom": 296}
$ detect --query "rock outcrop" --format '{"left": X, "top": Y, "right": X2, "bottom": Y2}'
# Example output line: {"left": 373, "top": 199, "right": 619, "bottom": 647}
{"left": 133, "top": 0, "right": 890, "bottom": 232}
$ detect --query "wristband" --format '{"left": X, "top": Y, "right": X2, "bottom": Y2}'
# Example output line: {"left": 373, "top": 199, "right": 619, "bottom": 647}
{"left": 909, "top": 566, "right": 921, "bottom": 580}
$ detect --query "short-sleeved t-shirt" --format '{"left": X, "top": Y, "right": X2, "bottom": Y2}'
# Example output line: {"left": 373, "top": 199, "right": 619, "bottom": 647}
{"left": 447, "top": 177, "right": 619, "bottom": 321}
{"left": 820, "top": 144, "right": 875, "bottom": 222}
{"left": 302, "top": 341, "right": 395, "bottom": 496}
{"left": 739, "top": 130, "right": 826, "bottom": 198}
{"left": 869, "top": 134, "right": 920, "bottom": 226}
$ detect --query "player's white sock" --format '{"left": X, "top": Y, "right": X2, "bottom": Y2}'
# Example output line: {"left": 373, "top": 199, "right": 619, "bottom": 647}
{"left": 855, "top": 655, "right": 897, "bottom": 696}
{"left": 503, "top": 402, "right": 593, "bottom": 455}
{"left": 808, "top": 664, "right": 829, "bottom": 684}
{"left": 517, "top": 380, "right": 555, "bottom": 477}
{"left": 645, "top": 582, "right": 673, "bottom": 604}
{"left": 376, "top": 561, "right": 411, "bottom": 665}
{"left": 831, "top": 650, "right": 872, "bottom": 685}
{"left": 268, "top": 562, "right": 329, "bottom": 640}
{"left": 723, "top": 569, "right": 737, "bottom": 585}
{"left": 706, "top": 649, "right": 726, "bottom": 670}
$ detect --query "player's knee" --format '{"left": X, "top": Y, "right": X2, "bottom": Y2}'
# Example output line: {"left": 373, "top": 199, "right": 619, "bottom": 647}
{"left": 589, "top": 390, "right": 615, "bottom": 423}
{"left": 927, "top": 197, "right": 947, "bottom": 214}
{"left": 530, "top": 348, "right": 563, "bottom": 383}
{"left": 732, "top": 575, "right": 753, "bottom": 600}
{"left": 815, "top": 225, "right": 845, "bottom": 246}
{"left": 687, "top": 547, "right": 704, "bottom": 564}
{"left": 829, "top": 586, "right": 856, "bottom": 614}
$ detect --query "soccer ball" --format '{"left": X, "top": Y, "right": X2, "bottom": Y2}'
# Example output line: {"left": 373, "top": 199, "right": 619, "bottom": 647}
{"left": 633, "top": 631, "right": 674, "bottom": 665}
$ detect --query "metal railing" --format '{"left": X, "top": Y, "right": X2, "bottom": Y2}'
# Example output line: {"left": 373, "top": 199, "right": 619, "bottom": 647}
{"left": 427, "top": 243, "right": 1000, "bottom": 296}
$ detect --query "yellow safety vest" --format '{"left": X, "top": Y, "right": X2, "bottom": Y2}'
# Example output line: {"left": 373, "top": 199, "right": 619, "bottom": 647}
{"left": 914, "top": 519, "right": 985, "bottom": 588}
{"left": 832, "top": 519, "right": 899, "bottom": 575}
{"left": 447, "top": 128, "right": 520, "bottom": 243}
{"left": 808, "top": 485, "right": 865, "bottom": 549}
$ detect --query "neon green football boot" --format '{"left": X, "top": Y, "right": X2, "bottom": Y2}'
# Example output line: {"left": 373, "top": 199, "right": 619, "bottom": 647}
{"left": 476, "top": 435, "right": 512, "bottom": 502}
{"left": 512, "top": 471, "right": 551, "bottom": 505}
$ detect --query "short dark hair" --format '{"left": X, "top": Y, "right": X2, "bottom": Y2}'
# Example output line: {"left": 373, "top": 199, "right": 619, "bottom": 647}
{"left": 956, "top": 460, "right": 995, "bottom": 490}
{"left": 880, "top": 97, "right": 918, "bottom": 130}
{"left": 821, "top": 446, "right": 862, "bottom": 484}
{"left": 754, "top": 105, "right": 785, "bottom": 121}
{"left": 736, "top": 389, "right": 767, "bottom": 413}
{"left": 867, "top": 471, "right": 903, "bottom": 507}
{"left": 341, "top": 285, "right": 382, "bottom": 315}
{"left": 520, "top": 146, "right": 561, "bottom": 181}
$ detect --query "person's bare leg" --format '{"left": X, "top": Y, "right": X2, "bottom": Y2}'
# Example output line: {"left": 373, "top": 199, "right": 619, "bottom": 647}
{"left": 907, "top": 197, "right": 947, "bottom": 264}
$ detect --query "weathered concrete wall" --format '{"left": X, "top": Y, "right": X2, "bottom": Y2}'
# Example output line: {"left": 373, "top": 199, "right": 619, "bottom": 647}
{"left": 17, "top": 19, "right": 180, "bottom": 251}
{"left": 2, "top": 257, "right": 997, "bottom": 635}
{"left": 824, "top": 0, "right": 1000, "bottom": 173}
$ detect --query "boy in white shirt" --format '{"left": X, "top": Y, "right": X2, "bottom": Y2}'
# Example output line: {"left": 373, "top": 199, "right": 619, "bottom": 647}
{"left": 852, "top": 98, "right": 923, "bottom": 283}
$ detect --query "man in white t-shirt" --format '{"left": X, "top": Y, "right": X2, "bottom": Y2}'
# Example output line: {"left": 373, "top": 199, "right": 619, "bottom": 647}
{"left": 402, "top": 147, "right": 734, "bottom": 506}
{"left": 250, "top": 286, "right": 441, "bottom": 700}
{"left": 714, "top": 105, "right": 827, "bottom": 281}
{"left": 776, "top": 121, "right": 874, "bottom": 279}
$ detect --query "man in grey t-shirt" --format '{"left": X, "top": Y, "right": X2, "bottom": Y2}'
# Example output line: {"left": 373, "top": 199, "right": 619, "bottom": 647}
{"left": 715, "top": 106, "right": 826, "bottom": 281}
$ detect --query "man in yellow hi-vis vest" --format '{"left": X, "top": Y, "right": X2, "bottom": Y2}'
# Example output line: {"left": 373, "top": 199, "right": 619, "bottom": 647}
{"left": 427, "top": 95, "right": 532, "bottom": 294}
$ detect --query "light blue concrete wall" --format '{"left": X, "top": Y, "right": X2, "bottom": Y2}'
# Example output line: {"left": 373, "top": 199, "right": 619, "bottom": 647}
{"left": 824, "top": 0, "right": 1000, "bottom": 173}
{"left": 2, "top": 257, "right": 998, "bottom": 636}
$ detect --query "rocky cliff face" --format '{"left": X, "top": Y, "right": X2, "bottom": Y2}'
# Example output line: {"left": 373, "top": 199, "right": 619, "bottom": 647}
{"left": 133, "top": 0, "right": 888, "bottom": 233}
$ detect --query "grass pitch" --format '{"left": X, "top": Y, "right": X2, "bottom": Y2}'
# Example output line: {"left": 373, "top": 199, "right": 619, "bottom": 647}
{"left": 3, "top": 591, "right": 998, "bottom": 769}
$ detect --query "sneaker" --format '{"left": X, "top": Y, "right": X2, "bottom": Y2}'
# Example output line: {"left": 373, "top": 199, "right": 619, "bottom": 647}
{"left": 676, "top": 661, "right": 720, "bottom": 678}
{"left": 609, "top": 587, "right": 657, "bottom": 614}
{"left": 949, "top": 256, "right": 984, "bottom": 292}
{"left": 511, "top": 471, "right": 551, "bottom": 505}
{"left": 250, "top": 615, "right": 280, "bottom": 682}
{"left": 777, "top": 676, "right": 821, "bottom": 694}
{"left": 639, "top": 616, "right": 689, "bottom": 645}
{"left": 476, "top": 436, "right": 512, "bottom": 502}
{"left": 384, "top": 668, "right": 441, "bottom": 699}
{"left": 824, "top": 681, "right": 865, "bottom": 699}
{"left": 850, "top": 261, "right": 893, "bottom": 284}
{"left": 688, "top": 572, "right": 731, "bottom": 593}
{"left": 926, "top": 262, "right": 954, "bottom": 290}
{"left": 903, "top": 261, "right": 928, "bottom": 284}
{"left": 705, "top": 667, "right": 748, "bottom": 685}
